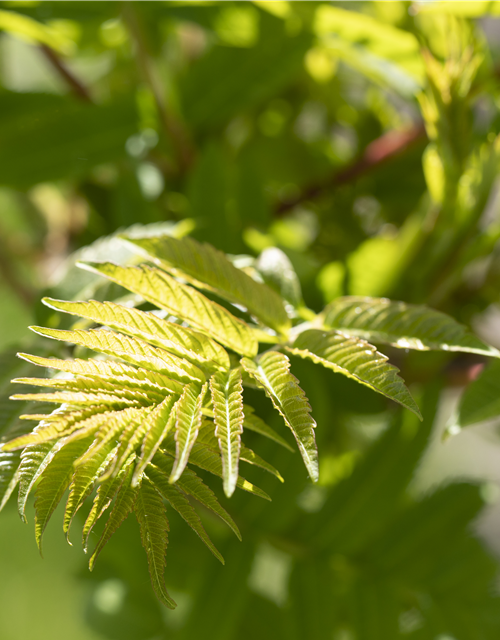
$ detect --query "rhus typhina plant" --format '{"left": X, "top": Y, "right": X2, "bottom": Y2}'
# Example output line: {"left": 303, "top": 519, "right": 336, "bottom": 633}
{"left": 0, "top": 233, "right": 497, "bottom": 607}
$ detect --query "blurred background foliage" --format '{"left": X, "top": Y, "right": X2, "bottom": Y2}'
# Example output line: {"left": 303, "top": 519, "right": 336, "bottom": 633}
{"left": 3, "top": 1, "right": 500, "bottom": 639}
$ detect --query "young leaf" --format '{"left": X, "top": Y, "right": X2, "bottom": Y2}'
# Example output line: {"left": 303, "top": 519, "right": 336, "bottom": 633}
{"left": 64, "top": 443, "right": 119, "bottom": 542}
{"left": 12, "top": 376, "right": 154, "bottom": 408}
{"left": 146, "top": 463, "right": 224, "bottom": 563}
{"left": 152, "top": 449, "right": 241, "bottom": 540}
{"left": 17, "top": 441, "right": 62, "bottom": 522}
{"left": 170, "top": 382, "right": 207, "bottom": 483}
{"left": 100, "top": 406, "right": 155, "bottom": 481}
{"left": 75, "top": 407, "right": 144, "bottom": 468}
{"left": 0, "top": 451, "right": 20, "bottom": 512}
{"left": 43, "top": 297, "right": 230, "bottom": 371}
{"left": 197, "top": 420, "right": 284, "bottom": 482}
{"left": 89, "top": 460, "right": 138, "bottom": 570}
{"left": 2, "top": 406, "right": 112, "bottom": 451}
{"left": 124, "top": 235, "right": 291, "bottom": 334}
{"left": 82, "top": 455, "right": 135, "bottom": 552}
{"left": 132, "top": 395, "right": 178, "bottom": 485}
{"left": 457, "top": 359, "right": 500, "bottom": 427}
{"left": 164, "top": 441, "right": 271, "bottom": 501}
{"left": 19, "top": 353, "right": 184, "bottom": 398}
{"left": 255, "top": 246, "right": 304, "bottom": 310}
{"left": 29, "top": 326, "right": 206, "bottom": 383}
{"left": 34, "top": 432, "right": 97, "bottom": 554}
{"left": 287, "top": 329, "right": 421, "bottom": 418}
{"left": 135, "top": 477, "right": 177, "bottom": 609}
{"left": 210, "top": 368, "right": 244, "bottom": 497}
{"left": 10, "top": 390, "right": 139, "bottom": 409}
{"left": 322, "top": 296, "right": 498, "bottom": 356}
{"left": 239, "top": 443, "right": 284, "bottom": 482}
{"left": 78, "top": 262, "right": 258, "bottom": 357}
{"left": 241, "top": 351, "right": 319, "bottom": 482}
{"left": 242, "top": 405, "right": 294, "bottom": 452}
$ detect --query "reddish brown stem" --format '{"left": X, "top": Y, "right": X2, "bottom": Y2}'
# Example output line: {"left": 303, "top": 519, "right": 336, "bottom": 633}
{"left": 40, "top": 44, "right": 93, "bottom": 104}
{"left": 274, "top": 122, "right": 427, "bottom": 216}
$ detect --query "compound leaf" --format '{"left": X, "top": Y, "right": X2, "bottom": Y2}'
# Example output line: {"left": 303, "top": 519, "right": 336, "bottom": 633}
{"left": 322, "top": 296, "right": 498, "bottom": 357}
{"left": 43, "top": 297, "right": 230, "bottom": 371}
{"left": 125, "top": 235, "right": 290, "bottom": 334}
{"left": 287, "top": 329, "right": 421, "bottom": 418}
{"left": 241, "top": 351, "right": 318, "bottom": 482}
{"left": 78, "top": 262, "right": 258, "bottom": 357}
{"left": 29, "top": 326, "right": 205, "bottom": 383}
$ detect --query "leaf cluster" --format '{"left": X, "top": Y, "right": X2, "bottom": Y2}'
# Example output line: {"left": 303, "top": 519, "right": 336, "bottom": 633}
{"left": 1, "top": 233, "right": 497, "bottom": 607}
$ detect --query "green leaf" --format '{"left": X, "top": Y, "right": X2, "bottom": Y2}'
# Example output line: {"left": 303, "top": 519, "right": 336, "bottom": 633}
{"left": 457, "top": 359, "right": 500, "bottom": 426}
{"left": 64, "top": 443, "right": 119, "bottom": 543}
{"left": 82, "top": 455, "right": 135, "bottom": 552}
{"left": 370, "top": 484, "right": 486, "bottom": 585}
{"left": 146, "top": 463, "right": 224, "bottom": 563}
{"left": 210, "top": 368, "right": 244, "bottom": 497}
{"left": 162, "top": 441, "right": 271, "bottom": 501}
{"left": 34, "top": 432, "right": 98, "bottom": 554}
{"left": 75, "top": 407, "right": 144, "bottom": 469}
{"left": 29, "top": 326, "right": 206, "bottom": 383}
{"left": 170, "top": 382, "right": 207, "bottom": 483}
{"left": 18, "top": 353, "right": 184, "bottom": 398}
{"left": 0, "top": 9, "right": 73, "bottom": 53}
{"left": 242, "top": 405, "right": 294, "bottom": 452}
{"left": 101, "top": 406, "right": 156, "bottom": 481}
{"left": 241, "top": 351, "right": 318, "bottom": 482}
{"left": 197, "top": 420, "right": 284, "bottom": 482}
{"left": 79, "top": 262, "right": 258, "bottom": 357}
{"left": 287, "top": 329, "right": 421, "bottom": 418}
{"left": 152, "top": 449, "right": 241, "bottom": 540}
{"left": 89, "top": 460, "right": 138, "bottom": 570}
{"left": 10, "top": 390, "right": 139, "bottom": 409}
{"left": 0, "top": 451, "right": 21, "bottom": 512}
{"left": 3, "top": 406, "right": 113, "bottom": 451}
{"left": 322, "top": 296, "right": 498, "bottom": 357}
{"left": 43, "top": 297, "right": 230, "bottom": 372}
{"left": 305, "top": 383, "right": 440, "bottom": 553}
{"left": 124, "top": 235, "right": 290, "bottom": 334}
{"left": 255, "top": 247, "right": 303, "bottom": 309}
{"left": 132, "top": 395, "right": 178, "bottom": 485}
{"left": 0, "top": 92, "right": 137, "bottom": 188}
{"left": 135, "top": 477, "right": 177, "bottom": 609}
{"left": 12, "top": 375, "right": 154, "bottom": 406}
{"left": 17, "top": 441, "right": 61, "bottom": 522}
{"left": 179, "top": 11, "right": 311, "bottom": 132}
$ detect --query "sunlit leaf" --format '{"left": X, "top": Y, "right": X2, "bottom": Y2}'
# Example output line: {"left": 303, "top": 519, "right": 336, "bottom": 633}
{"left": 89, "top": 460, "right": 138, "bottom": 569}
{"left": 210, "top": 368, "right": 244, "bottom": 497}
{"left": 322, "top": 296, "right": 498, "bottom": 357}
{"left": 124, "top": 234, "right": 290, "bottom": 334}
{"left": 135, "top": 477, "right": 176, "bottom": 609}
{"left": 146, "top": 463, "right": 224, "bottom": 563}
{"left": 287, "top": 329, "right": 421, "bottom": 418}
{"left": 241, "top": 351, "right": 318, "bottom": 482}
{"left": 29, "top": 326, "right": 206, "bottom": 383}
{"left": 79, "top": 262, "right": 258, "bottom": 357}
{"left": 43, "top": 297, "right": 230, "bottom": 371}
{"left": 170, "top": 382, "right": 207, "bottom": 483}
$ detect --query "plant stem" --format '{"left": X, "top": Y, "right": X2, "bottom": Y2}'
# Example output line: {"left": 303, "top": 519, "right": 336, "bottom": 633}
{"left": 39, "top": 44, "right": 93, "bottom": 103}
{"left": 274, "top": 122, "right": 426, "bottom": 216}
